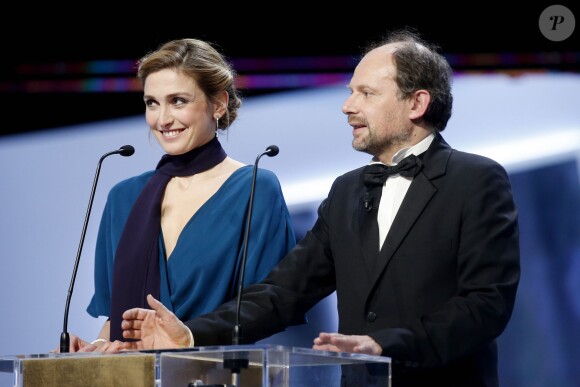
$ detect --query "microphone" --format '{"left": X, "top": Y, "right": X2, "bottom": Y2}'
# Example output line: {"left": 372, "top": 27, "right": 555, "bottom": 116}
{"left": 223, "top": 145, "right": 279, "bottom": 386}
{"left": 233, "top": 144, "right": 278, "bottom": 344}
{"left": 60, "top": 145, "right": 135, "bottom": 353}
{"left": 363, "top": 192, "right": 373, "bottom": 212}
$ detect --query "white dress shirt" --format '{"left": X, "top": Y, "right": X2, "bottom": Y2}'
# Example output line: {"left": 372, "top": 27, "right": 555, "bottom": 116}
{"left": 370, "top": 133, "right": 435, "bottom": 250}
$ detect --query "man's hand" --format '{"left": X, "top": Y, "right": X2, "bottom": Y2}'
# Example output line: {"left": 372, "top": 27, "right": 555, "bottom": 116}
{"left": 313, "top": 332, "right": 382, "bottom": 356}
{"left": 121, "top": 294, "right": 193, "bottom": 350}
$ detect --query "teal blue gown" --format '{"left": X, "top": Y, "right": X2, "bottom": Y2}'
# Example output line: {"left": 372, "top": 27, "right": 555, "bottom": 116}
{"left": 87, "top": 165, "right": 296, "bottom": 322}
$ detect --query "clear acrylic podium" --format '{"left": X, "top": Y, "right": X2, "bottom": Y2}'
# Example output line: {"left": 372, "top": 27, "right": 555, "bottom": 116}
{"left": 0, "top": 344, "right": 390, "bottom": 386}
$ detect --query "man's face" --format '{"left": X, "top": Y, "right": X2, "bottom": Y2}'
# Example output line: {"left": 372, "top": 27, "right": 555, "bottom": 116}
{"left": 342, "top": 44, "right": 414, "bottom": 158}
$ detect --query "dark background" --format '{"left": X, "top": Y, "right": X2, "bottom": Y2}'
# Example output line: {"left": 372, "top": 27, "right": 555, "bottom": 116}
{"left": 0, "top": 3, "right": 578, "bottom": 136}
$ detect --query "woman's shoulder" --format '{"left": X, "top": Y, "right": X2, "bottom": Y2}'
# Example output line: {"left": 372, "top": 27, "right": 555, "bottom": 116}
{"left": 218, "top": 166, "right": 282, "bottom": 200}
{"left": 108, "top": 170, "right": 156, "bottom": 197}
{"left": 257, "top": 168, "right": 282, "bottom": 187}
{"left": 233, "top": 165, "right": 281, "bottom": 185}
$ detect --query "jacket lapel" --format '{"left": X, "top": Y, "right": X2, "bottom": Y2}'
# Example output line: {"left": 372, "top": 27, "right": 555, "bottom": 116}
{"left": 369, "top": 133, "right": 452, "bottom": 286}
{"left": 358, "top": 187, "right": 383, "bottom": 277}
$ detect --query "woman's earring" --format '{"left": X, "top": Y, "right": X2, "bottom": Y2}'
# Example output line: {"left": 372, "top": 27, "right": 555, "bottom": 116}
{"left": 215, "top": 116, "right": 219, "bottom": 137}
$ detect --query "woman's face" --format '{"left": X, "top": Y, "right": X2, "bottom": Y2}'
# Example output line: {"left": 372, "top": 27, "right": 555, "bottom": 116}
{"left": 143, "top": 68, "right": 217, "bottom": 155}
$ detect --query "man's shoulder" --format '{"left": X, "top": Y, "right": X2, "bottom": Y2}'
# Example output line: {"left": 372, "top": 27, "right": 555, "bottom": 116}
{"left": 449, "top": 148, "right": 506, "bottom": 170}
{"left": 338, "top": 165, "right": 367, "bottom": 180}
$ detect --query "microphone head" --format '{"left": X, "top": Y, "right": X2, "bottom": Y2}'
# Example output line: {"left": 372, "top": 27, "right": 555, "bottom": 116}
{"left": 119, "top": 145, "right": 135, "bottom": 157}
{"left": 266, "top": 145, "right": 279, "bottom": 157}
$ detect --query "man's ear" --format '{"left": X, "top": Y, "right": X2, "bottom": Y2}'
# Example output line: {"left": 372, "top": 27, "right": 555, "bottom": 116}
{"left": 409, "top": 90, "right": 430, "bottom": 120}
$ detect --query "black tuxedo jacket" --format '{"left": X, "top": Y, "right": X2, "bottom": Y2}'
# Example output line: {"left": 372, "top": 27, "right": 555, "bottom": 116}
{"left": 187, "top": 133, "right": 520, "bottom": 387}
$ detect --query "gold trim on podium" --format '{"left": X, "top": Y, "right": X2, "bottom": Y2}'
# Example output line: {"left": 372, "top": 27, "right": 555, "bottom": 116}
{"left": 21, "top": 354, "right": 155, "bottom": 387}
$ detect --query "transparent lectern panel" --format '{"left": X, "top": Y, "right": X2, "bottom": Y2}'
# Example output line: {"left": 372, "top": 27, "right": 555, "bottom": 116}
{"left": 160, "top": 345, "right": 390, "bottom": 387}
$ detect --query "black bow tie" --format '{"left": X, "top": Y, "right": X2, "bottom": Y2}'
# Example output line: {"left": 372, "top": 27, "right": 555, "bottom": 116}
{"left": 363, "top": 154, "right": 423, "bottom": 188}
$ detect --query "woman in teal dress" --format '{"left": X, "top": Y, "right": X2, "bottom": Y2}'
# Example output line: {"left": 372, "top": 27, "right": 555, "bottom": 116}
{"left": 67, "top": 38, "right": 296, "bottom": 351}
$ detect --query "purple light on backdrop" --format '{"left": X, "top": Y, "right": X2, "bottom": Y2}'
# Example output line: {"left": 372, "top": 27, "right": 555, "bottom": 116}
{"left": 3, "top": 52, "right": 578, "bottom": 93}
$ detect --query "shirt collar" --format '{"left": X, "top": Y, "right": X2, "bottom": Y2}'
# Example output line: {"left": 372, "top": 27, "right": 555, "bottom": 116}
{"left": 392, "top": 132, "right": 435, "bottom": 163}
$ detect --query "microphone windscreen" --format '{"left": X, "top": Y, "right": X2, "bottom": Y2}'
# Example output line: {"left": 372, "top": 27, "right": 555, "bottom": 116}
{"left": 266, "top": 145, "right": 279, "bottom": 157}
{"left": 119, "top": 145, "right": 135, "bottom": 157}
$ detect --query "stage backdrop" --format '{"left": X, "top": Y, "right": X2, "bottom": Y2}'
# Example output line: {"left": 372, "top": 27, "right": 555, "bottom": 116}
{"left": 1, "top": 73, "right": 579, "bottom": 387}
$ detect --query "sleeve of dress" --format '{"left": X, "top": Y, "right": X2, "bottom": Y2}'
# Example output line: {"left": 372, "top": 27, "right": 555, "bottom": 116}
{"left": 86, "top": 173, "right": 151, "bottom": 319}
{"left": 86, "top": 193, "right": 115, "bottom": 318}
{"left": 241, "top": 168, "right": 297, "bottom": 286}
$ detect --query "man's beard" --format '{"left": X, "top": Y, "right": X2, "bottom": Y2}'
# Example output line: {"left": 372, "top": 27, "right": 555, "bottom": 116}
{"left": 352, "top": 123, "right": 413, "bottom": 156}
{"left": 352, "top": 130, "right": 375, "bottom": 154}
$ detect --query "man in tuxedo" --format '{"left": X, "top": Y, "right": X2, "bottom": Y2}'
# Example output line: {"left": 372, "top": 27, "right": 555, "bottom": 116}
{"left": 121, "top": 28, "right": 520, "bottom": 387}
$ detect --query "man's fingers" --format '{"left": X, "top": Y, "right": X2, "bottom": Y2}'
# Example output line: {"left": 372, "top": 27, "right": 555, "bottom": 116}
{"left": 122, "top": 295, "right": 168, "bottom": 321}
{"left": 122, "top": 318, "right": 142, "bottom": 330}
{"left": 119, "top": 341, "right": 141, "bottom": 351}
{"left": 313, "top": 344, "right": 341, "bottom": 352}
{"left": 146, "top": 294, "right": 169, "bottom": 315}
{"left": 123, "top": 329, "right": 139, "bottom": 339}
{"left": 122, "top": 309, "right": 135, "bottom": 319}
{"left": 122, "top": 307, "right": 148, "bottom": 320}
